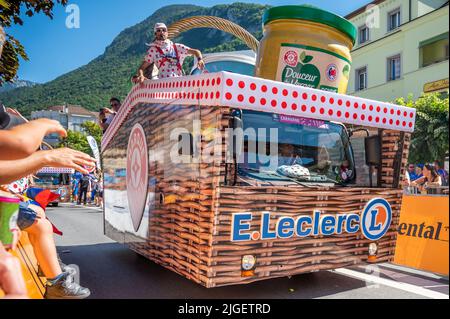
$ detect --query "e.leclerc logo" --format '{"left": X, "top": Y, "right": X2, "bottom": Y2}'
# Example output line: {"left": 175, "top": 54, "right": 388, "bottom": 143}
{"left": 231, "top": 198, "right": 392, "bottom": 242}
{"left": 360, "top": 198, "right": 392, "bottom": 240}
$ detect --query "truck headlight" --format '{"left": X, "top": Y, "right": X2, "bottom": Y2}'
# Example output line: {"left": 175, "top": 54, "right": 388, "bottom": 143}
{"left": 242, "top": 255, "right": 256, "bottom": 271}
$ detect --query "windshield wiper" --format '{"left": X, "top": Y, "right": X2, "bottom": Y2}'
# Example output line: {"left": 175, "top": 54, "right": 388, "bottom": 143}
{"left": 276, "top": 171, "right": 348, "bottom": 187}
{"left": 266, "top": 170, "right": 314, "bottom": 187}
{"left": 314, "top": 174, "right": 348, "bottom": 186}
{"left": 239, "top": 167, "right": 346, "bottom": 187}
{"left": 239, "top": 167, "right": 312, "bottom": 187}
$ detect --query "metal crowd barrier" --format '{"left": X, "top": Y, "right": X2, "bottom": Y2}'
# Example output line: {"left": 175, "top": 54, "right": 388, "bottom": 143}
{"left": 403, "top": 185, "right": 449, "bottom": 196}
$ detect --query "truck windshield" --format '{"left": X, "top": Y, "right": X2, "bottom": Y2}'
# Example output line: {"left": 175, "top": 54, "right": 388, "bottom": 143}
{"left": 34, "top": 174, "right": 69, "bottom": 186}
{"left": 238, "top": 110, "right": 355, "bottom": 184}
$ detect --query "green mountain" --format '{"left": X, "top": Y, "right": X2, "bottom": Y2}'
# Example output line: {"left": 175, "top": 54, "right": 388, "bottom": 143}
{"left": 0, "top": 3, "right": 268, "bottom": 117}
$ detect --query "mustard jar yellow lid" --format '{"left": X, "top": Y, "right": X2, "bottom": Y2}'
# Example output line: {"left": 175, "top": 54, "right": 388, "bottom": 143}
{"left": 262, "top": 5, "right": 357, "bottom": 45}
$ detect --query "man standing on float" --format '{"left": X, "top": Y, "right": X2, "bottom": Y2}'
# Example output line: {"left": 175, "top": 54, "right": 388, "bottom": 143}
{"left": 135, "top": 22, "right": 205, "bottom": 82}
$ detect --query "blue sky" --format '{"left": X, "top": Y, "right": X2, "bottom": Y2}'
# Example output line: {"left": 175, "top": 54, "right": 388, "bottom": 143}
{"left": 8, "top": 0, "right": 370, "bottom": 83}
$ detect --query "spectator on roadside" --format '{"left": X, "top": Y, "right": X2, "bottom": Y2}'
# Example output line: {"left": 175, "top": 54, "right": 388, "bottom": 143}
{"left": 98, "top": 108, "right": 108, "bottom": 134}
{"left": 101, "top": 98, "right": 121, "bottom": 133}
{"left": 90, "top": 176, "right": 99, "bottom": 205}
{"left": 96, "top": 176, "right": 104, "bottom": 208}
{"left": 434, "top": 161, "right": 448, "bottom": 186}
{"left": 415, "top": 164, "right": 424, "bottom": 180}
{"left": 77, "top": 174, "right": 91, "bottom": 205}
{"left": 412, "top": 164, "right": 442, "bottom": 191}
{"left": 0, "top": 111, "right": 93, "bottom": 299}
{"left": 71, "top": 173, "right": 80, "bottom": 204}
{"left": 403, "top": 163, "right": 421, "bottom": 186}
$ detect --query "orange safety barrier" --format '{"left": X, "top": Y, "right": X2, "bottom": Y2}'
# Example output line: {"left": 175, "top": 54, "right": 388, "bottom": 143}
{"left": 394, "top": 194, "right": 449, "bottom": 276}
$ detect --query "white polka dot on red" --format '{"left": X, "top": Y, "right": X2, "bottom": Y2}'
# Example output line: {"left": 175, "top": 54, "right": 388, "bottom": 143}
{"left": 101, "top": 72, "right": 416, "bottom": 150}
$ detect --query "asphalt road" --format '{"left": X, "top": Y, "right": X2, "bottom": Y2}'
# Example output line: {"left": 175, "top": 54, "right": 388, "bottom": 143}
{"left": 45, "top": 204, "right": 449, "bottom": 299}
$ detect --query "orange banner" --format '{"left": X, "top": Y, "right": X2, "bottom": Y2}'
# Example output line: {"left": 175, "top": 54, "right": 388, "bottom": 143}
{"left": 394, "top": 195, "right": 449, "bottom": 276}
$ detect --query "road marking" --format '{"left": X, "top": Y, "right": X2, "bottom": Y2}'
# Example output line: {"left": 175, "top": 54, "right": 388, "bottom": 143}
{"left": 379, "top": 263, "right": 448, "bottom": 280}
{"left": 57, "top": 204, "right": 103, "bottom": 213}
{"left": 332, "top": 268, "right": 449, "bottom": 299}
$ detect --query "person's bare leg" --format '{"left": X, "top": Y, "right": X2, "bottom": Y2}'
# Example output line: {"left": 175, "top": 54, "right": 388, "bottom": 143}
{"left": 26, "top": 218, "right": 62, "bottom": 279}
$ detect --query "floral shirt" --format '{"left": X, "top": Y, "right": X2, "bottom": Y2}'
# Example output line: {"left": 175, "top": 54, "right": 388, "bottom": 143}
{"left": 144, "top": 40, "right": 191, "bottom": 78}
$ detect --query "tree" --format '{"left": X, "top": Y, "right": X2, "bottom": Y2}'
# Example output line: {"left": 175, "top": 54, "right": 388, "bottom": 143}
{"left": 395, "top": 92, "right": 449, "bottom": 164}
{"left": 59, "top": 121, "right": 103, "bottom": 157}
{"left": 0, "top": 0, "right": 68, "bottom": 85}
{"left": 81, "top": 121, "right": 102, "bottom": 149}
{"left": 60, "top": 130, "right": 91, "bottom": 155}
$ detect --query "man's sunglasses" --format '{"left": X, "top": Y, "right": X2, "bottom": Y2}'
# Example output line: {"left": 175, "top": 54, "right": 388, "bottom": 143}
{"left": 155, "top": 29, "right": 167, "bottom": 33}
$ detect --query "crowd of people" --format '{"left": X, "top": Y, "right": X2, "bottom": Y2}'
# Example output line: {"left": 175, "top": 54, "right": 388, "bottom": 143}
{"left": 71, "top": 171, "right": 103, "bottom": 207}
{"left": 403, "top": 161, "right": 449, "bottom": 192}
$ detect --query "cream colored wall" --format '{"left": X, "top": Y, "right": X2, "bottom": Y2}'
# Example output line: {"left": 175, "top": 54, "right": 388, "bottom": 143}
{"left": 348, "top": 60, "right": 448, "bottom": 102}
{"left": 350, "top": 0, "right": 448, "bottom": 46}
{"left": 415, "top": 0, "right": 448, "bottom": 18}
{"left": 350, "top": 0, "right": 410, "bottom": 47}
{"left": 347, "top": 4, "right": 449, "bottom": 102}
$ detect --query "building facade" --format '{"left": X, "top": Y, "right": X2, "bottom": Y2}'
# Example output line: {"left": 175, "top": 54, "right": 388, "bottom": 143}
{"left": 346, "top": 0, "right": 449, "bottom": 102}
{"left": 31, "top": 104, "right": 98, "bottom": 146}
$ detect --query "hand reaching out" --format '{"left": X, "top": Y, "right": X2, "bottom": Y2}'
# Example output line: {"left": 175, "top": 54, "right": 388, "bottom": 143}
{"left": 31, "top": 118, "right": 67, "bottom": 138}
{"left": 197, "top": 59, "right": 205, "bottom": 70}
{"left": 40, "top": 148, "right": 97, "bottom": 174}
{"left": 137, "top": 74, "right": 148, "bottom": 84}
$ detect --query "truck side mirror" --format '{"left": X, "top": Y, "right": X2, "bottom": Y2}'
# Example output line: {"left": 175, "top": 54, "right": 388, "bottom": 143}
{"left": 365, "top": 135, "right": 381, "bottom": 166}
{"left": 229, "top": 114, "right": 243, "bottom": 159}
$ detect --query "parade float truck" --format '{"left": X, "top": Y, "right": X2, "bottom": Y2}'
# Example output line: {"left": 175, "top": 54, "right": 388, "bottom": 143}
{"left": 101, "top": 70, "right": 415, "bottom": 287}
{"left": 32, "top": 167, "right": 74, "bottom": 205}
{"left": 101, "top": 7, "right": 415, "bottom": 287}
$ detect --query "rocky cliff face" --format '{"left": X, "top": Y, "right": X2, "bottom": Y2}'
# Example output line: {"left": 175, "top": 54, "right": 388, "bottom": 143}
{"left": 0, "top": 79, "right": 36, "bottom": 94}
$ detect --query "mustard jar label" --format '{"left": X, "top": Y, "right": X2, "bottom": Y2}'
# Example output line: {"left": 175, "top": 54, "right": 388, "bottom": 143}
{"left": 276, "top": 43, "right": 351, "bottom": 93}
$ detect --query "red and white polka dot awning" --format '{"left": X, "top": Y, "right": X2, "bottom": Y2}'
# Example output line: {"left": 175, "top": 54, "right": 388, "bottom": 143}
{"left": 101, "top": 71, "right": 416, "bottom": 150}
{"left": 37, "top": 167, "right": 75, "bottom": 174}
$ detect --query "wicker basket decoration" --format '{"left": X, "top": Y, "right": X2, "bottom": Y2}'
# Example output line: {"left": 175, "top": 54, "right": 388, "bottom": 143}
{"left": 168, "top": 16, "right": 259, "bottom": 53}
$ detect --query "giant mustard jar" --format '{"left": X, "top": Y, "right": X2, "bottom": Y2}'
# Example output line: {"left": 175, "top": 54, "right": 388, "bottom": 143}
{"left": 255, "top": 5, "right": 357, "bottom": 94}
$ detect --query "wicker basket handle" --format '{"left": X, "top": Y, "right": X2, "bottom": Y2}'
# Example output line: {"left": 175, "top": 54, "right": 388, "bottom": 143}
{"left": 168, "top": 16, "right": 259, "bottom": 53}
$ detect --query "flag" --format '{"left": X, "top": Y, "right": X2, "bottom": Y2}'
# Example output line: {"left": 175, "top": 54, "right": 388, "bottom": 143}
{"left": 87, "top": 135, "right": 101, "bottom": 170}
{"left": 25, "top": 188, "right": 60, "bottom": 209}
